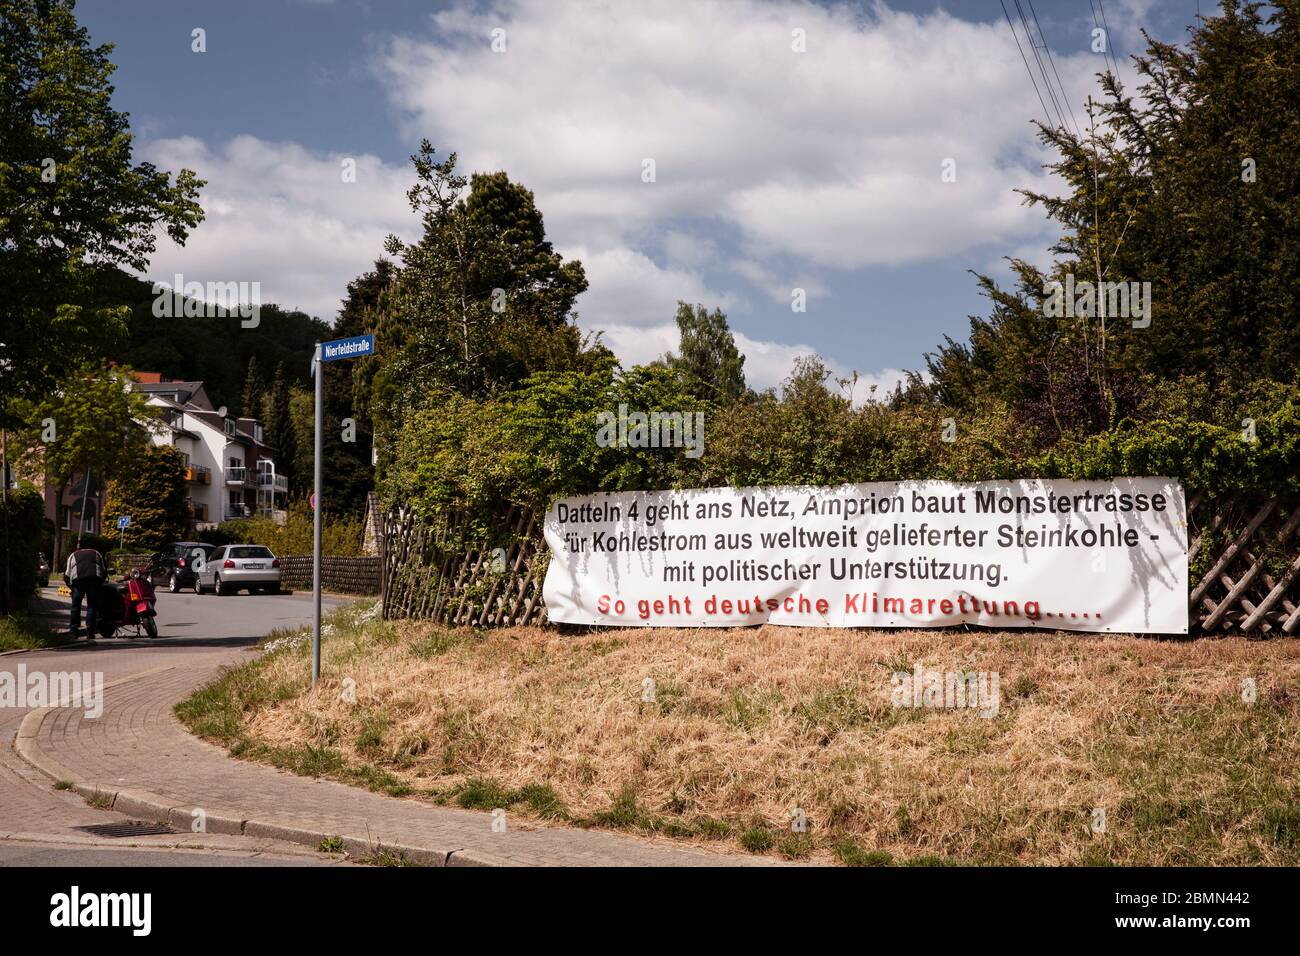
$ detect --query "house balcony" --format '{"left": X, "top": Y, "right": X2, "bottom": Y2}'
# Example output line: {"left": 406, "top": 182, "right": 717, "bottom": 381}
{"left": 225, "top": 466, "right": 247, "bottom": 485}
{"left": 187, "top": 502, "right": 209, "bottom": 522}
{"left": 224, "top": 503, "right": 252, "bottom": 520}
{"left": 258, "top": 507, "right": 288, "bottom": 525}
{"left": 257, "top": 471, "right": 289, "bottom": 493}
{"left": 184, "top": 464, "right": 211, "bottom": 485}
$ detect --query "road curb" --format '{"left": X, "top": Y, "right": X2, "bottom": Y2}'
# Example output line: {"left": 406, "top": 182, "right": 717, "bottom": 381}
{"left": 12, "top": 705, "right": 494, "bottom": 867}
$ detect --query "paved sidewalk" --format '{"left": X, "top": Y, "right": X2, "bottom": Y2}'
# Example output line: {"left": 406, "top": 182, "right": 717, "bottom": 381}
{"left": 15, "top": 659, "right": 771, "bottom": 866}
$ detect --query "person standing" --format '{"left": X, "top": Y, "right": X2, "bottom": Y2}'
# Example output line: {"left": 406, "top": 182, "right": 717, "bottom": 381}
{"left": 65, "top": 546, "right": 107, "bottom": 639}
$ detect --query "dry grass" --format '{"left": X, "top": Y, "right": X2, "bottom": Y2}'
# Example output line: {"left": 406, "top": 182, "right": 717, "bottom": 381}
{"left": 181, "top": 604, "right": 1300, "bottom": 865}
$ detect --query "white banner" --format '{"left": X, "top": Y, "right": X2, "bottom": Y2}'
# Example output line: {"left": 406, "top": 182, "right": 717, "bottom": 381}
{"left": 542, "top": 478, "right": 1189, "bottom": 633}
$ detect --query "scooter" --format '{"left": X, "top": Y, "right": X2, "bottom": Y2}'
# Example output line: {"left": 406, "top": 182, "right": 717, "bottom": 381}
{"left": 93, "top": 567, "right": 159, "bottom": 639}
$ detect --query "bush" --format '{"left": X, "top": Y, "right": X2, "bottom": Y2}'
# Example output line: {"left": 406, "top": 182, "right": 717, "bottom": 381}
{"left": 378, "top": 356, "right": 1300, "bottom": 525}
{"left": 1, "top": 482, "right": 45, "bottom": 610}
{"left": 216, "top": 500, "right": 365, "bottom": 556}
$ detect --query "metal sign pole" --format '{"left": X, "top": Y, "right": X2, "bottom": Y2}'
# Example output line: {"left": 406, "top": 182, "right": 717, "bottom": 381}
{"left": 307, "top": 333, "right": 372, "bottom": 688}
{"left": 312, "top": 342, "right": 323, "bottom": 687}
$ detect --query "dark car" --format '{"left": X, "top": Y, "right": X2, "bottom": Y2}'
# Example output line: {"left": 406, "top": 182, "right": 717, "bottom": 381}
{"left": 150, "top": 541, "right": 217, "bottom": 593}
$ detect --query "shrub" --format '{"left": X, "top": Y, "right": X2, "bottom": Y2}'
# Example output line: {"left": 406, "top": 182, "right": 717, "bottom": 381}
{"left": 2, "top": 482, "right": 45, "bottom": 609}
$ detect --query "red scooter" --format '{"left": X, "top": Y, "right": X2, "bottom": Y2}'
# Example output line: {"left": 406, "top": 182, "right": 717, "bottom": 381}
{"left": 93, "top": 567, "right": 159, "bottom": 639}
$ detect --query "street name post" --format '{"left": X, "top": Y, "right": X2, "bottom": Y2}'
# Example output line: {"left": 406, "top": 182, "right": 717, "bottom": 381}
{"left": 311, "top": 333, "right": 375, "bottom": 686}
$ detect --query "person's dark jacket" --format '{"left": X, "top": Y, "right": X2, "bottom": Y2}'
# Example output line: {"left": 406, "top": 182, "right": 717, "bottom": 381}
{"left": 65, "top": 548, "right": 107, "bottom": 583}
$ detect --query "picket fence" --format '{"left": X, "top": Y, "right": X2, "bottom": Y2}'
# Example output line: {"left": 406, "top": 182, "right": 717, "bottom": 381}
{"left": 379, "top": 492, "right": 1300, "bottom": 635}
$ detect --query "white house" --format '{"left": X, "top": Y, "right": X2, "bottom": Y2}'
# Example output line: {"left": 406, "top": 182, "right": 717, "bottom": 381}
{"left": 131, "top": 373, "right": 289, "bottom": 527}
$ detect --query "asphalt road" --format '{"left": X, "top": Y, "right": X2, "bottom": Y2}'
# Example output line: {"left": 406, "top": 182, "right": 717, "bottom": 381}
{"left": 42, "top": 581, "right": 349, "bottom": 645}
{"left": 1, "top": 586, "right": 351, "bottom": 867}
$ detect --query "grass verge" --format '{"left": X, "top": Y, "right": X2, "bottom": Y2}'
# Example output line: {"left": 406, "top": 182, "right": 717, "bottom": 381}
{"left": 0, "top": 610, "right": 71, "bottom": 651}
{"left": 175, "top": 602, "right": 1300, "bottom": 866}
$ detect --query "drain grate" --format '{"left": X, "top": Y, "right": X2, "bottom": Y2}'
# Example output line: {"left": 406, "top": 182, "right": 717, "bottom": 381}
{"left": 74, "top": 821, "right": 175, "bottom": 838}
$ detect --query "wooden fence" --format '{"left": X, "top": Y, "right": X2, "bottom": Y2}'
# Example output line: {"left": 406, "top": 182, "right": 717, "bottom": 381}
{"left": 381, "top": 504, "right": 547, "bottom": 626}
{"left": 1187, "top": 492, "right": 1300, "bottom": 634}
{"left": 380, "top": 492, "right": 1300, "bottom": 635}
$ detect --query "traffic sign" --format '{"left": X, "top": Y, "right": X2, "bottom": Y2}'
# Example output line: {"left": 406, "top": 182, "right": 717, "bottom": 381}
{"left": 319, "top": 334, "right": 374, "bottom": 362}
{"left": 117, "top": 515, "right": 131, "bottom": 530}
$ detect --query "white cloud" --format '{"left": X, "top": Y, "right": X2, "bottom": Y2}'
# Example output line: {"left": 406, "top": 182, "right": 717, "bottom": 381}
{"left": 564, "top": 244, "right": 742, "bottom": 328}
{"left": 141, "top": 135, "right": 414, "bottom": 321}
{"left": 370, "top": 0, "right": 1119, "bottom": 386}
{"left": 136, "top": 0, "right": 1139, "bottom": 393}
{"left": 373, "top": 0, "right": 1085, "bottom": 269}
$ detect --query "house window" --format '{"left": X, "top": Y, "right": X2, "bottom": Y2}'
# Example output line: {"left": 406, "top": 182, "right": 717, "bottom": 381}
{"left": 254, "top": 423, "right": 264, "bottom": 443}
{"left": 224, "top": 419, "right": 235, "bottom": 436}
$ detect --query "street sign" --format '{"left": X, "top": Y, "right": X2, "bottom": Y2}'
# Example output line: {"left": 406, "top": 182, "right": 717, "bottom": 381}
{"left": 117, "top": 515, "right": 131, "bottom": 529}
{"left": 310, "top": 336, "right": 375, "bottom": 687}
{"left": 319, "top": 334, "right": 374, "bottom": 362}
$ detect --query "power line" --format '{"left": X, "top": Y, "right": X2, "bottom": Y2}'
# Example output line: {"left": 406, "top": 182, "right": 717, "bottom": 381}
{"left": 1089, "top": 0, "right": 1123, "bottom": 86}
{"left": 1000, "top": 0, "right": 1055, "bottom": 131}
{"left": 1014, "top": 0, "right": 1069, "bottom": 132}
{"left": 1026, "top": 0, "right": 1082, "bottom": 138}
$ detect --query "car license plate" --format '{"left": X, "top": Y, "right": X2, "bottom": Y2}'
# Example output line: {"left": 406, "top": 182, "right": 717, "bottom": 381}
{"left": 244, "top": 562, "right": 264, "bottom": 569}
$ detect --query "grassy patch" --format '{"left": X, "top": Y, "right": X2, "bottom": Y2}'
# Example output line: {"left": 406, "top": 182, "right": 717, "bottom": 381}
{"left": 317, "top": 835, "right": 344, "bottom": 853}
{"left": 53, "top": 780, "right": 73, "bottom": 791}
{"left": 739, "top": 827, "right": 775, "bottom": 853}
{"left": 0, "top": 611, "right": 70, "bottom": 651}
{"left": 411, "top": 629, "right": 469, "bottom": 658}
{"left": 834, "top": 840, "right": 894, "bottom": 867}
{"left": 174, "top": 618, "right": 1300, "bottom": 866}
{"left": 361, "top": 850, "right": 422, "bottom": 867}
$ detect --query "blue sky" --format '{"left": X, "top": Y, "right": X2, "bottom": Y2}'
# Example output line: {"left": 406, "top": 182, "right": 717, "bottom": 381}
{"left": 80, "top": 0, "right": 1206, "bottom": 394}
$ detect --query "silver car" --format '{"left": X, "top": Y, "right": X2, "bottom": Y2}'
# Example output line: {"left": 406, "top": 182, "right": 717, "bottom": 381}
{"left": 194, "top": 544, "right": 282, "bottom": 595}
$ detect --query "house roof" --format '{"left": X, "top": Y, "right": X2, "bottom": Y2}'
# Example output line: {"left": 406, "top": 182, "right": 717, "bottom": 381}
{"left": 132, "top": 379, "right": 214, "bottom": 411}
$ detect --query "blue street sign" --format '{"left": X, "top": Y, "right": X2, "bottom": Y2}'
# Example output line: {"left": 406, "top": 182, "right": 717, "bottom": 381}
{"left": 117, "top": 515, "right": 131, "bottom": 530}
{"left": 319, "top": 334, "right": 375, "bottom": 362}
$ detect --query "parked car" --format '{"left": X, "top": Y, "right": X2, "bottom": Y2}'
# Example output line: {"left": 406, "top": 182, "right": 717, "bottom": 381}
{"left": 36, "top": 553, "right": 50, "bottom": 588}
{"left": 150, "top": 541, "right": 217, "bottom": 593}
{"left": 194, "top": 544, "right": 281, "bottom": 595}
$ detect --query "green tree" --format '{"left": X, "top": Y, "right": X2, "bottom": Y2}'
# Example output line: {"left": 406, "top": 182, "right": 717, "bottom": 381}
{"left": 23, "top": 363, "right": 158, "bottom": 494}
{"left": 0, "top": 0, "right": 204, "bottom": 428}
{"left": 377, "top": 142, "right": 593, "bottom": 412}
{"left": 664, "top": 301, "right": 747, "bottom": 404}
{"left": 101, "top": 444, "right": 186, "bottom": 551}
{"left": 240, "top": 355, "right": 263, "bottom": 419}
{"left": 922, "top": 2, "right": 1300, "bottom": 439}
